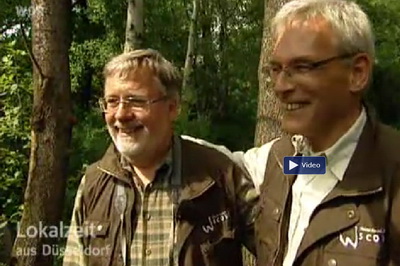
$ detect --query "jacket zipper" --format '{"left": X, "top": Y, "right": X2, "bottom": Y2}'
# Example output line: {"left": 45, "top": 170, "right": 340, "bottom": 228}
{"left": 272, "top": 151, "right": 284, "bottom": 265}
{"left": 97, "top": 166, "right": 131, "bottom": 265}
{"left": 97, "top": 166, "right": 130, "bottom": 184}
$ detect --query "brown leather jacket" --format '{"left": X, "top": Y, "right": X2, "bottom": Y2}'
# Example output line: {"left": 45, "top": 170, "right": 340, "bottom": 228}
{"left": 66, "top": 137, "right": 257, "bottom": 266}
{"left": 255, "top": 119, "right": 400, "bottom": 266}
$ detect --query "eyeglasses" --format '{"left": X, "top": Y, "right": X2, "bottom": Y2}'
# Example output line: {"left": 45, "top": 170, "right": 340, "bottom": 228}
{"left": 265, "top": 53, "right": 355, "bottom": 81}
{"left": 99, "top": 95, "right": 169, "bottom": 113}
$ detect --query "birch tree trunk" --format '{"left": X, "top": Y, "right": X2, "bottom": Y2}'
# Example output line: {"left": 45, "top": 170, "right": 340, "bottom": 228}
{"left": 255, "top": 0, "right": 290, "bottom": 146}
{"left": 216, "top": 0, "right": 228, "bottom": 116}
{"left": 182, "top": 0, "right": 199, "bottom": 104}
{"left": 124, "top": 0, "right": 144, "bottom": 52}
{"left": 12, "top": 0, "right": 72, "bottom": 265}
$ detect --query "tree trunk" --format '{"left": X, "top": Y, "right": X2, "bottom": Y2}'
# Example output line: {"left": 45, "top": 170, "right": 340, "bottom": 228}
{"left": 12, "top": 0, "right": 72, "bottom": 265}
{"left": 255, "top": 0, "right": 290, "bottom": 146}
{"left": 182, "top": 0, "right": 199, "bottom": 105}
{"left": 124, "top": 0, "right": 144, "bottom": 52}
{"left": 216, "top": 0, "right": 228, "bottom": 117}
{"left": 244, "top": 0, "right": 290, "bottom": 264}
{"left": 196, "top": 0, "right": 218, "bottom": 114}
{"left": 0, "top": 222, "right": 13, "bottom": 265}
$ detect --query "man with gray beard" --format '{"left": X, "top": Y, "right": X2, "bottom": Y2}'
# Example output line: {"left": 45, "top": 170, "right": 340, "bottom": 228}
{"left": 63, "top": 49, "right": 258, "bottom": 266}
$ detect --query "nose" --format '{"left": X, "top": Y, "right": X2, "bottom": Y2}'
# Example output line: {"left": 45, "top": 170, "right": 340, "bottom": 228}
{"left": 273, "top": 70, "right": 296, "bottom": 95}
{"left": 114, "top": 104, "right": 135, "bottom": 121}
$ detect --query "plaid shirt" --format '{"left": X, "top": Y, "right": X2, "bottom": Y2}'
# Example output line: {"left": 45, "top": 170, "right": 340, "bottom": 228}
{"left": 63, "top": 137, "right": 181, "bottom": 266}
{"left": 63, "top": 176, "right": 88, "bottom": 266}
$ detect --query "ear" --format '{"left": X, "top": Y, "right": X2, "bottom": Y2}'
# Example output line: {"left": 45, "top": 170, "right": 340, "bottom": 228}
{"left": 168, "top": 96, "right": 180, "bottom": 120}
{"left": 349, "top": 53, "right": 372, "bottom": 93}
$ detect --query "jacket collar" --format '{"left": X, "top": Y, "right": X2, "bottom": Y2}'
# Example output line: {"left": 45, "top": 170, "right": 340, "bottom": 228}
{"left": 96, "top": 137, "right": 216, "bottom": 200}
{"left": 178, "top": 137, "right": 216, "bottom": 201}
{"left": 284, "top": 108, "right": 383, "bottom": 199}
{"left": 322, "top": 113, "right": 383, "bottom": 203}
{"left": 97, "top": 144, "right": 132, "bottom": 184}
{"left": 295, "top": 111, "right": 384, "bottom": 262}
{"left": 291, "top": 108, "right": 367, "bottom": 182}
{"left": 96, "top": 136, "right": 179, "bottom": 186}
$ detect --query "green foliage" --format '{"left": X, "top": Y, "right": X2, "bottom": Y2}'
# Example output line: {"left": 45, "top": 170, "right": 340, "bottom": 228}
{"left": 67, "top": 0, "right": 264, "bottom": 153}
{"left": 144, "top": 0, "right": 188, "bottom": 61}
{"left": 1, "top": 2, "right": 400, "bottom": 264}
{"left": 64, "top": 107, "right": 109, "bottom": 221}
{"left": 0, "top": 0, "right": 30, "bottom": 35}
{"left": 358, "top": 0, "right": 400, "bottom": 127}
{"left": 175, "top": 105, "right": 213, "bottom": 140}
{"left": 0, "top": 40, "right": 31, "bottom": 224}
{"left": 70, "top": 35, "right": 120, "bottom": 96}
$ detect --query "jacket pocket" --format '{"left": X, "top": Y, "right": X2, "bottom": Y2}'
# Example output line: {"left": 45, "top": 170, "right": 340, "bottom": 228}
{"left": 200, "top": 230, "right": 242, "bottom": 266}
{"left": 255, "top": 197, "right": 280, "bottom": 244}
{"left": 323, "top": 251, "right": 382, "bottom": 266}
{"left": 81, "top": 220, "right": 112, "bottom": 261}
{"left": 82, "top": 220, "right": 110, "bottom": 238}
{"left": 254, "top": 195, "right": 283, "bottom": 266}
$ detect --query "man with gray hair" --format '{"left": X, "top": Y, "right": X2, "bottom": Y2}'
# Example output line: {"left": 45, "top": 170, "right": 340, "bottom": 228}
{"left": 186, "top": 0, "right": 400, "bottom": 265}
{"left": 63, "top": 49, "right": 258, "bottom": 266}
{"left": 247, "top": 0, "right": 400, "bottom": 265}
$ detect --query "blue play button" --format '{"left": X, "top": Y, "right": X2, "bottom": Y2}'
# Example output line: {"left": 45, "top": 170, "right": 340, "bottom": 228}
{"left": 283, "top": 156, "right": 326, "bottom": 175}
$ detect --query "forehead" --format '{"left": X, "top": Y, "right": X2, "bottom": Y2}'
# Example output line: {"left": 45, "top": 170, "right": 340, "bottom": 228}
{"left": 104, "top": 67, "right": 163, "bottom": 96}
{"left": 272, "top": 18, "right": 339, "bottom": 62}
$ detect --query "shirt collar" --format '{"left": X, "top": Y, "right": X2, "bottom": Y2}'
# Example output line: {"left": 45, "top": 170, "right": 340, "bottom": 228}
{"left": 291, "top": 108, "right": 367, "bottom": 181}
{"left": 120, "top": 150, "right": 173, "bottom": 173}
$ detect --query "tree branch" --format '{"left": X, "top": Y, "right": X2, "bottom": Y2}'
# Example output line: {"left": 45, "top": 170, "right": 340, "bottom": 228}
{"left": 19, "top": 21, "right": 46, "bottom": 87}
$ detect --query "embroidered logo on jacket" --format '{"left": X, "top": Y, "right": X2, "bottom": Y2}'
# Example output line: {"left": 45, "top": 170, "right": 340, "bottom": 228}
{"left": 202, "top": 211, "right": 229, "bottom": 233}
{"left": 339, "top": 226, "right": 385, "bottom": 249}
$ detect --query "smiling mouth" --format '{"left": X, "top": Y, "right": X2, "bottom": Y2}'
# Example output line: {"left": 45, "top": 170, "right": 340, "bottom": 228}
{"left": 115, "top": 124, "right": 144, "bottom": 134}
{"left": 284, "top": 103, "right": 309, "bottom": 111}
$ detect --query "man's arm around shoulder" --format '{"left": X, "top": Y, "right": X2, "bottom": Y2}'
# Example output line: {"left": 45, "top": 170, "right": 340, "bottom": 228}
{"left": 181, "top": 135, "right": 278, "bottom": 193}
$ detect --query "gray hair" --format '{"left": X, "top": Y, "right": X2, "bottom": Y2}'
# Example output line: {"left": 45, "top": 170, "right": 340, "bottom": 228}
{"left": 272, "top": 0, "right": 375, "bottom": 60}
{"left": 103, "top": 49, "right": 182, "bottom": 98}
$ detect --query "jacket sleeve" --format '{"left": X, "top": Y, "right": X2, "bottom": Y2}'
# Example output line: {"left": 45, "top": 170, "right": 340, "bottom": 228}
{"left": 63, "top": 176, "right": 88, "bottom": 266}
{"left": 181, "top": 135, "right": 234, "bottom": 157}
{"left": 388, "top": 165, "right": 400, "bottom": 266}
{"left": 230, "top": 162, "right": 259, "bottom": 255}
{"left": 233, "top": 138, "right": 278, "bottom": 194}
{"left": 181, "top": 134, "right": 278, "bottom": 193}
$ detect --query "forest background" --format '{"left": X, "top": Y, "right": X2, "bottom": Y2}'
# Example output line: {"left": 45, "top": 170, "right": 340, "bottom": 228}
{"left": 1, "top": 0, "right": 400, "bottom": 265}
